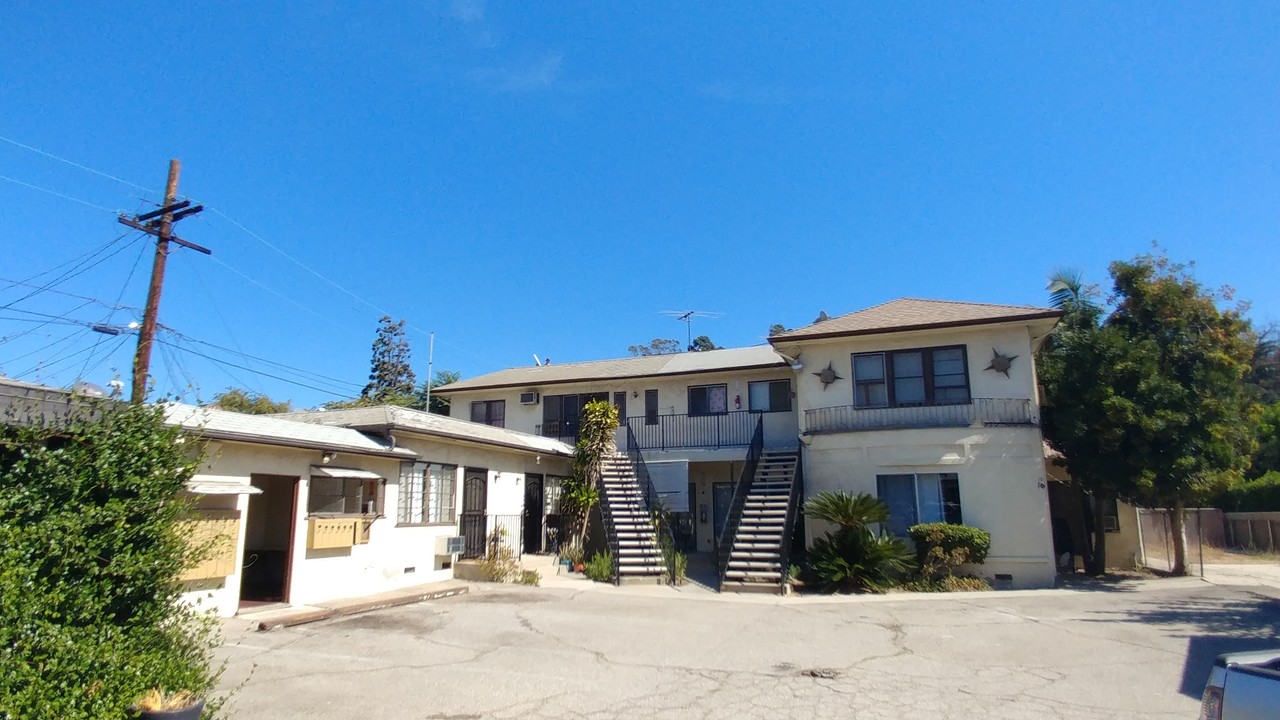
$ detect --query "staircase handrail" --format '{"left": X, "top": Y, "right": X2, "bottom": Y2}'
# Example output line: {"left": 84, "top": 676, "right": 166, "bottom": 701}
{"left": 593, "top": 457, "right": 623, "bottom": 585}
{"left": 777, "top": 445, "right": 804, "bottom": 594}
{"left": 715, "top": 415, "right": 764, "bottom": 591}
{"left": 625, "top": 424, "right": 677, "bottom": 585}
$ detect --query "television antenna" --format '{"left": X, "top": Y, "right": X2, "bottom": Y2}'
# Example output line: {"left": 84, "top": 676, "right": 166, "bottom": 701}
{"left": 659, "top": 310, "right": 724, "bottom": 351}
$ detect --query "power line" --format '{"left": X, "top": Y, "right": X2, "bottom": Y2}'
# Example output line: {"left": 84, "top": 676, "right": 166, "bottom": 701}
{"left": 205, "top": 254, "right": 325, "bottom": 319}
{"left": 156, "top": 337, "right": 358, "bottom": 399}
{"left": 160, "top": 328, "right": 362, "bottom": 393}
{"left": 78, "top": 237, "right": 150, "bottom": 380}
{"left": 0, "top": 276, "right": 140, "bottom": 312}
{"left": 0, "top": 173, "right": 121, "bottom": 214}
{"left": 0, "top": 231, "right": 142, "bottom": 311}
{"left": 0, "top": 134, "right": 155, "bottom": 194}
{"left": 0, "top": 299, "right": 97, "bottom": 344}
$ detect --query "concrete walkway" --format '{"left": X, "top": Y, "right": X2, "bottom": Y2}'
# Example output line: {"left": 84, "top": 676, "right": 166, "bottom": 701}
{"left": 236, "top": 579, "right": 469, "bottom": 630}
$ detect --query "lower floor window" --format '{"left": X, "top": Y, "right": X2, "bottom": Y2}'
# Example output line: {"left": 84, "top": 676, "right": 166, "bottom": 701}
{"left": 310, "top": 476, "right": 381, "bottom": 515}
{"left": 876, "top": 472, "right": 962, "bottom": 536}
{"left": 399, "top": 461, "right": 458, "bottom": 524}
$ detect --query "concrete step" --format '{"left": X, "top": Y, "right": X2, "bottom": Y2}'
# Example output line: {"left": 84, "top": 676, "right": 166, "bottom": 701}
{"left": 724, "top": 570, "right": 783, "bottom": 581}
{"left": 719, "top": 580, "right": 783, "bottom": 595}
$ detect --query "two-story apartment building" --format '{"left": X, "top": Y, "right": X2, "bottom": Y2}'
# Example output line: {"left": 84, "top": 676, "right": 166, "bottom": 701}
{"left": 433, "top": 345, "right": 798, "bottom": 560}
{"left": 436, "top": 297, "right": 1065, "bottom": 590}
{"left": 770, "top": 298, "right": 1062, "bottom": 588}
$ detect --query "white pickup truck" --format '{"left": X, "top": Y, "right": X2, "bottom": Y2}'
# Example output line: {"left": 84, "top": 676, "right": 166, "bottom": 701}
{"left": 1200, "top": 649, "right": 1280, "bottom": 720}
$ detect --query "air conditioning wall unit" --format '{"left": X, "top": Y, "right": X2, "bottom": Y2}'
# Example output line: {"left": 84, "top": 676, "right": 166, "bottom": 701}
{"left": 519, "top": 391, "right": 540, "bottom": 405}
{"left": 435, "top": 535, "right": 466, "bottom": 555}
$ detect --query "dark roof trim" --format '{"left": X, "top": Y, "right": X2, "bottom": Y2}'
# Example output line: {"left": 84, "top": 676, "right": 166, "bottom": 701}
{"left": 184, "top": 428, "right": 412, "bottom": 459}
{"left": 766, "top": 311, "right": 1064, "bottom": 344}
{"left": 432, "top": 361, "right": 789, "bottom": 395}
{"left": 340, "top": 422, "right": 573, "bottom": 458}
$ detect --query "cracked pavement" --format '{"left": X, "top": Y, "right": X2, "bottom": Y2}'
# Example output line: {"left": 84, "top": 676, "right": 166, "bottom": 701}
{"left": 216, "top": 578, "right": 1280, "bottom": 719}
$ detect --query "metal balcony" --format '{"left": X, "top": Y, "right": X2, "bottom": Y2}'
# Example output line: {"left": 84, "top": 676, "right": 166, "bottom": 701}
{"left": 803, "top": 398, "right": 1036, "bottom": 434}
{"left": 626, "top": 411, "right": 757, "bottom": 450}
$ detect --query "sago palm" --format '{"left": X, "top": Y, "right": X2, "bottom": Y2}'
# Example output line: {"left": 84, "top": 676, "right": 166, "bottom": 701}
{"left": 803, "top": 491, "right": 889, "bottom": 530}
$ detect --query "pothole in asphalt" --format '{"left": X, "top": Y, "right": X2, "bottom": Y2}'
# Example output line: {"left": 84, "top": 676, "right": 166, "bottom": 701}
{"left": 801, "top": 668, "right": 841, "bottom": 680}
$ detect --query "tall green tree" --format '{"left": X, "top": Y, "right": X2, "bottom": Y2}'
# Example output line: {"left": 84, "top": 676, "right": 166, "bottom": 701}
{"left": 689, "top": 335, "right": 721, "bottom": 352}
{"left": 361, "top": 316, "right": 417, "bottom": 403}
{"left": 1039, "top": 278, "right": 1128, "bottom": 575}
{"left": 1041, "top": 254, "right": 1258, "bottom": 576}
{"left": 1108, "top": 255, "right": 1257, "bottom": 574}
{"left": 209, "top": 388, "right": 291, "bottom": 415}
{"left": 628, "top": 338, "right": 681, "bottom": 356}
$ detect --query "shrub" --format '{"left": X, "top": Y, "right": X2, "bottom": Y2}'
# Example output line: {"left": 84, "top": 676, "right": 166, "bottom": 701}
{"left": 518, "top": 570, "right": 541, "bottom": 586}
{"left": 805, "top": 528, "right": 914, "bottom": 593}
{"left": 902, "top": 576, "right": 993, "bottom": 593}
{"left": 908, "top": 523, "right": 992, "bottom": 582}
{"left": 802, "top": 492, "right": 915, "bottom": 593}
{"left": 583, "top": 550, "right": 615, "bottom": 583}
{"left": 480, "top": 529, "right": 519, "bottom": 582}
{"left": 1215, "top": 472, "right": 1280, "bottom": 512}
{"left": 0, "top": 400, "right": 222, "bottom": 719}
{"left": 673, "top": 551, "right": 688, "bottom": 585}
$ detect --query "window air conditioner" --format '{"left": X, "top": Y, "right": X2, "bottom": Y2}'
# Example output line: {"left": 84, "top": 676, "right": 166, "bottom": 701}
{"left": 519, "top": 391, "right": 540, "bottom": 405}
{"left": 436, "top": 535, "right": 466, "bottom": 555}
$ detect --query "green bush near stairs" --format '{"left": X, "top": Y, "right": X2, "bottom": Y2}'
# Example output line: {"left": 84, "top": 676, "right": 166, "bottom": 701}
{"left": 802, "top": 491, "right": 915, "bottom": 593}
{"left": 583, "top": 550, "right": 615, "bottom": 583}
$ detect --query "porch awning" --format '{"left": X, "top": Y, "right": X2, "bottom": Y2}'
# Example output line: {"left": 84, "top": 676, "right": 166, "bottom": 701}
{"left": 310, "top": 466, "right": 383, "bottom": 480}
{"left": 185, "top": 479, "right": 262, "bottom": 495}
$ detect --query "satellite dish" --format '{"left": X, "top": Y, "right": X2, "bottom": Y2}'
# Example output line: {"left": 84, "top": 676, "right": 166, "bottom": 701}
{"left": 72, "top": 381, "right": 107, "bottom": 398}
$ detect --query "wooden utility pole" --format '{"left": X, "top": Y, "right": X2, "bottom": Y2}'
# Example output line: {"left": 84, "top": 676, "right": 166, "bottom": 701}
{"left": 118, "top": 159, "right": 209, "bottom": 403}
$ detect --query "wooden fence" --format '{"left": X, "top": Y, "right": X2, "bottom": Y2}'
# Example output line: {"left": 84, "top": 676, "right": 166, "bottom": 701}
{"left": 1223, "top": 512, "right": 1280, "bottom": 552}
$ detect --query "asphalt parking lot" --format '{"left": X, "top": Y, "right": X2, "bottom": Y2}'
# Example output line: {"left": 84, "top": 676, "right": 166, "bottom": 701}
{"left": 217, "top": 576, "right": 1280, "bottom": 719}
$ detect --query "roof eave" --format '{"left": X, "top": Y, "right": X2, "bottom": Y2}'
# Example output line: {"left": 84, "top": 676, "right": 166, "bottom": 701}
{"left": 180, "top": 427, "right": 414, "bottom": 459}
{"left": 432, "top": 361, "right": 789, "bottom": 395}
{"left": 767, "top": 311, "right": 1065, "bottom": 344}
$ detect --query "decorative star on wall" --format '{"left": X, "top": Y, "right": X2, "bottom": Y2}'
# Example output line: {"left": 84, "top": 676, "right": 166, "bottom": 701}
{"left": 813, "top": 362, "right": 842, "bottom": 390}
{"left": 985, "top": 348, "right": 1018, "bottom": 377}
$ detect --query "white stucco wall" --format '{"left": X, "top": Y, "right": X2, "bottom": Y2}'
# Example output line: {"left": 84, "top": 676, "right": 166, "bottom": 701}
{"left": 780, "top": 322, "right": 1044, "bottom": 421}
{"left": 787, "top": 320, "right": 1058, "bottom": 588}
{"left": 442, "top": 365, "right": 799, "bottom": 452}
{"left": 176, "top": 433, "right": 571, "bottom": 617}
{"left": 803, "top": 426, "right": 1056, "bottom": 588}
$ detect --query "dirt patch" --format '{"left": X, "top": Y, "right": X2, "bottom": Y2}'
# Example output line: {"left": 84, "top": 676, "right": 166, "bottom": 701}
{"left": 466, "top": 590, "right": 552, "bottom": 604}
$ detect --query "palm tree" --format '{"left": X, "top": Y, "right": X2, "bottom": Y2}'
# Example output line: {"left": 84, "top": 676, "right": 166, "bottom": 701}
{"left": 1047, "top": 268, "right": 1087, "bottom": 309}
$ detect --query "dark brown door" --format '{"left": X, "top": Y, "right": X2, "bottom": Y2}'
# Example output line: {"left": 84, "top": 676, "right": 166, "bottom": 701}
{"left": 524, "top": 474, "right": 544, "bottom": 553}
{"left": 460, "top": 468, "right": 487, "bottom": 558}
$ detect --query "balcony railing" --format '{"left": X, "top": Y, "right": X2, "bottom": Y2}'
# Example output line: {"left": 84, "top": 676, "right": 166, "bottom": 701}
{"left": 535, "top": 421, "right": 579, "bottom": 444}
{"left": 803, "top": 398, "right": 1036, "bottom": 434}
{"left": 626, "top": 411, "right": 757, "bottom": 451}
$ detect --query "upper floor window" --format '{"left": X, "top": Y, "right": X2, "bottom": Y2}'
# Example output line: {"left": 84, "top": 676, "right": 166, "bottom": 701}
{"left": 688, "top": 384, "right": 728, "bottom": 416}
{"left": 852, "top": 346, "right": 970, "bottom": 408}
{"left": 470, "top": 399, "right": 506, "bottom": 428}
{"left": 748, "top": 379, "right": 791, "bottom": 413}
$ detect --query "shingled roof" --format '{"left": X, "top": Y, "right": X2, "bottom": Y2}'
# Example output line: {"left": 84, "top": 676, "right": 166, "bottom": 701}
{"left": 769, "top": 298, "right": 1062, "bottom": 342}
{"left": 432, "top": 345, "right": 787, "bottom": 394}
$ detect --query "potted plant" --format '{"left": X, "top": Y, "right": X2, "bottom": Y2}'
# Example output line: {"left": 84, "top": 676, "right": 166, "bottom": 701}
{"left": 131, "top": 688, "right": 204, "bottom": 720}
{"left": 563, "top": 544, "right": 585, "bottom": 573}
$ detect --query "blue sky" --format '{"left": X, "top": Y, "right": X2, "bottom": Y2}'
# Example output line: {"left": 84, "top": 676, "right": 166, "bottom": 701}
{"left": 2, "top": 2, "right": 1278, "bottom": 408}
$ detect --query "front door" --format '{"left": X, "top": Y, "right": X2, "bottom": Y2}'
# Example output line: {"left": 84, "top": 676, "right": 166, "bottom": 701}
{"left": 712, "top": 482, "right": 734, "bottom": 549}
{"left": 524, "top": 474, "right": 544, "bottom": 553}
{"left": 240, "top": 474, "right": 298, "bottom": 607}
{"left": 461, "top": 468, "right": 487, "bottom": 559}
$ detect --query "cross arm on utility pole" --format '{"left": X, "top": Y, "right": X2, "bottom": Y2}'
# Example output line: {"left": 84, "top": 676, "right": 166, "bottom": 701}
{"left": 125, "top": 159, "right": 211, "bottom": 403}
